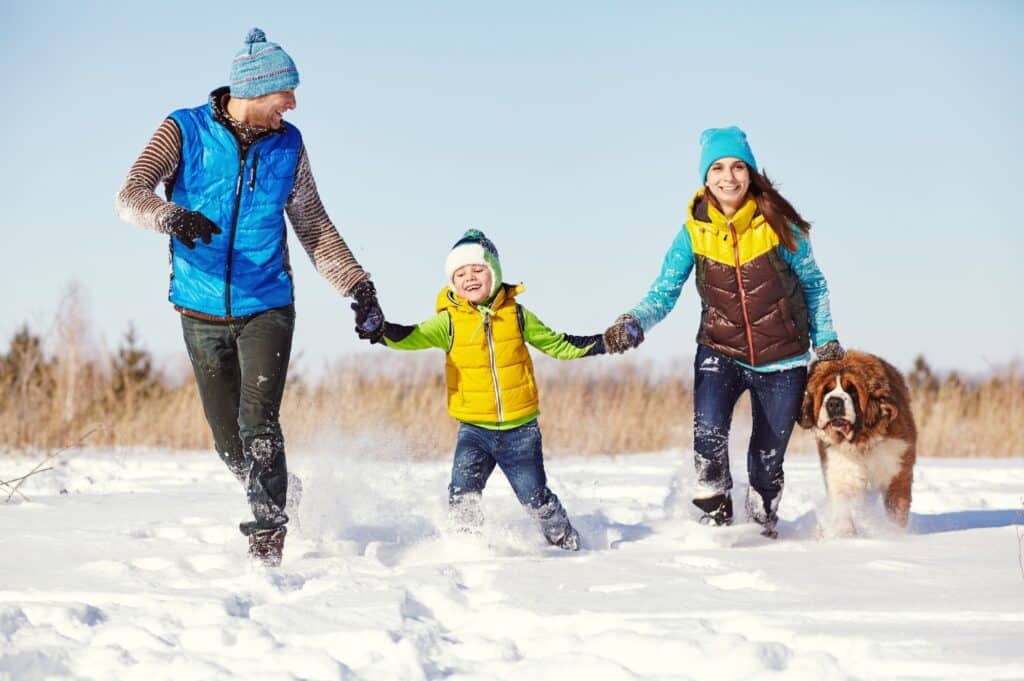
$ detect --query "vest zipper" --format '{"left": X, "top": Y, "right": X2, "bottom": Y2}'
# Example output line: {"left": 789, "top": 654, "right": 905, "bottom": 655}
{"left": 224, "top": 150, "right": 249, "bottom": 316}
{"left": 484, "top": 315, "right": 504, "bottom": 422}
{"left": 728, "top": 222, "right": 757, "bottom": 365}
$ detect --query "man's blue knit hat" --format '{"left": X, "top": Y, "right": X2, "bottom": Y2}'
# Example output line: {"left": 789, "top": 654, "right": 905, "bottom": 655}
{"left": 698, "top": 126, "right": 758, "bottom": 183}
{"left": 230, "top": 28, "right": 300, "bottom": 98}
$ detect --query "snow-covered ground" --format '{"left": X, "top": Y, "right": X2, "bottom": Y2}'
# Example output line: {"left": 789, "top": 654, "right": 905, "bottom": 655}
{"left": 1, "top": 443, "right": 1022, "bottom": 681}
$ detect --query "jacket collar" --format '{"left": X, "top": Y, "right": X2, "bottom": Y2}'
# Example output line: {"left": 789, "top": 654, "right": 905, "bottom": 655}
{"left": 208, "top": 86, "right": 282, "bottom": 149}
{"left": 436, "top": 282, "right": 524, "bottom": 314}
{"left": 688, "top": 189, "right": 762, "bottom": 235}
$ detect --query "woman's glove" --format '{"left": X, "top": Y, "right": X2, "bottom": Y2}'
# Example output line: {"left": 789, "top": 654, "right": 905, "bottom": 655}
{"left": 814, "top": 340, "right": 845, "bottom": 361}
{"left": 350, "top": 280, "right": 384, "bottom": 343}
{"left": 603, "top": 314, "right": 644, "bottom": 354}
{"left": 166, "top": 209, "right": 222, "bottom": 249}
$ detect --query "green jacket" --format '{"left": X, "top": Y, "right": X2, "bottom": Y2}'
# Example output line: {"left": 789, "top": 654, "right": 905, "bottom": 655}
{"left": 383, "top": 283, "right": 605, "bottom": 429}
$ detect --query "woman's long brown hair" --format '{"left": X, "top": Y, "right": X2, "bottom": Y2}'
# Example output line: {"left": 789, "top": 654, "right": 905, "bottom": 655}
{"left": 706, "top": 167, "right": 811, "bottom": 252}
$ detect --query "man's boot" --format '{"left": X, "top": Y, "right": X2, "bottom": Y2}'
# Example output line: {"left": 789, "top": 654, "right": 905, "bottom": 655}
{"left": 248, "top": 527, "right": 286, "bottom": 567}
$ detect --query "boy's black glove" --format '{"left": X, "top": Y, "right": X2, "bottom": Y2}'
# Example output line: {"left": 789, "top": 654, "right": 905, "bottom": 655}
{"left": 166, "top": 209, "right": 222, "bottom": 249}
{"left": 814, "top": 340, "right": 845, "bottom": 362}
{"left": 603, "top": 314, "right": 644, "bottom": 354}
{"left": 350, "top": 280, "right": 384, "bottom": 343}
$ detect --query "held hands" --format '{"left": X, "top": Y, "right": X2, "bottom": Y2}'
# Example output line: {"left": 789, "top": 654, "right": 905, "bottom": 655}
{"left": 603, "top": 314, "right": 645, "bottom": 354}
{"left": 814, "top": 340, "right": 845, "bottom": 362}
{"left": 166, "top": 209, "right": 222, "bottom": 249}
{"left": 350, "top": 280, "right": 385, "bottom": 344}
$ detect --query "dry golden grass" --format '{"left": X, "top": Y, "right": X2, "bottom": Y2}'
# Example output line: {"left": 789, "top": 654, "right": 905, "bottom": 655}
{"left": 1, "top": 297, "right": 1021, "bottom": 458}
{"left": 2, "top": 346, "right": 1022, "bottom": 458}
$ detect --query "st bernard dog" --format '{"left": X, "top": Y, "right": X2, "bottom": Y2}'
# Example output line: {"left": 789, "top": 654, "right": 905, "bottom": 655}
{"left": 799, "top": 350, "right": 917, "bottom": 536}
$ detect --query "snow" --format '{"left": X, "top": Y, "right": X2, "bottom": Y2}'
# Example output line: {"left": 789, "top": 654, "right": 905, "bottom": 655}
{"left": 2, "top": 446, "right": 1023, "bottom": 681}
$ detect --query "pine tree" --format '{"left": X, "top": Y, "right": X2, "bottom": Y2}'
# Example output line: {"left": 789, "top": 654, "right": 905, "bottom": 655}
{"left": 0, "top": 325, "right": 51, "bottom": 394}
{"left": 110, "top": 324, "right": 162, "bottom": 401}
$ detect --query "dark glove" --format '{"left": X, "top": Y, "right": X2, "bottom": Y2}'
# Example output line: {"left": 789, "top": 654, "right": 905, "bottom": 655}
{"left": 603, "top": 314, "right": 644, "bottom": 354}
{"left": 814, "top": 340, "right": 845, "bottom": 361}
{"left": 350, "top": 280, "right": 384, "bottom": 343}
{"left": 166, "top": 209, "right": 222, "bottom": 249}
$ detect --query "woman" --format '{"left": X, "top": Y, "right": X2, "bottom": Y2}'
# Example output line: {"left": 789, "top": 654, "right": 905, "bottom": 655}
{"left": 603, "top": 126, "right": 842, "bottom": 537}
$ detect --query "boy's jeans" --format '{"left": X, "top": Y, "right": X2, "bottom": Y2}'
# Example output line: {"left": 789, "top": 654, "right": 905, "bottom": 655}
{"left": 449, "top": 420, "right": 572, "bottom": 543}
{"left": 692, "top": 345, "right": 807, "bottom": 522}
{"left": 180, "top": 305, "right": 294, "bottom": 535}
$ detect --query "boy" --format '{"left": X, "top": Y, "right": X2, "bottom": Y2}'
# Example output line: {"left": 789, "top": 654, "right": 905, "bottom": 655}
{"left": 373, "top": 229, "right": 612, "bottom": 550}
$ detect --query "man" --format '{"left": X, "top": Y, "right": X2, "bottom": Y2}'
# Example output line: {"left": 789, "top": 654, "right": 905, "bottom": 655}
{"left": 115, "top": 28, "right": 384, "bottom": 566}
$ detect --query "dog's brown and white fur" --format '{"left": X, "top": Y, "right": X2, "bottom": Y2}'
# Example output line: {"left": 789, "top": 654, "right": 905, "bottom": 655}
{"left": 799, "top": 350, "right": 917, "bottom": 536}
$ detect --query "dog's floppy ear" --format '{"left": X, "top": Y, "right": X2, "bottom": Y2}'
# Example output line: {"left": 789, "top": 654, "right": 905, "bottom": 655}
{"left": 863, "top": 394, "right": 882, "bottom": 429}
{"left": 879, "top": 398, "right": 899, "bottom": 427}
{"left": 864, "top": 392, "right": 899, "bottom": 430}
{"left": 798, "top": 389, "right": 816, "bottom": 429}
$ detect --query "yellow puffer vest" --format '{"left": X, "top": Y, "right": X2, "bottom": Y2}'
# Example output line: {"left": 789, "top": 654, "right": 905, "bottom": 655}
{"left": 437, "top": 283, "right": 539, "bottom": 424}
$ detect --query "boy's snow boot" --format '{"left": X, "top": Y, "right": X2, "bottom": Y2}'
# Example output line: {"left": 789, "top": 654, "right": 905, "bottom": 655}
{"left": 532, "top": 492, "right": 577, "bottom": 550}
{"left": 448, "top": 492, "right": 485, "bottom": 535}
{"left": 693, "top": 493, "right": 733, "bottom": 526}
{"left": 549, "top": 525, "right": 581, "bottom": 551}
{"left": 248, "top": 526, "right": 286, "bottom": 567}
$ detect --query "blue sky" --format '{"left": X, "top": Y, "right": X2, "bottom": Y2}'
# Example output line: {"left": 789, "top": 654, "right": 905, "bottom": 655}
{"left": 2, "top": 1, "right": 1021, "bottom": 377}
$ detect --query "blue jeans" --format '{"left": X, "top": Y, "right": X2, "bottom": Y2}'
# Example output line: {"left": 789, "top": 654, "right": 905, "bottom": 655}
{"left": 181, "top": 305, "right": 294, "bottom": 535}
{"left": 692, "top": 345, "right": 807, "bottom": 521}
{"left": 449, "top": 420, "right": 573, "bottom": 543}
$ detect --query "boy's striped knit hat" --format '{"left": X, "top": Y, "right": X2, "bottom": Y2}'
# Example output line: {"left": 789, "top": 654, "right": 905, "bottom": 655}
{"left": 445, "top": 229, "right": 502, "bottom": 299}
{"left": 230, "top": 28, "right": 300, "bottom": 98}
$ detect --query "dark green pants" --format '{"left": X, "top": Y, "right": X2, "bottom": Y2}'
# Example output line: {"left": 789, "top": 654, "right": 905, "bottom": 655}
{"left": 181, "top": 305, "right": 294, "bottom": 535}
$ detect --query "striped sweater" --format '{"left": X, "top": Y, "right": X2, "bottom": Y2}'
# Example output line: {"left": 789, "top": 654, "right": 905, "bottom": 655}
{"left": 115, "top": 88, "right": 370, "bottom": 314}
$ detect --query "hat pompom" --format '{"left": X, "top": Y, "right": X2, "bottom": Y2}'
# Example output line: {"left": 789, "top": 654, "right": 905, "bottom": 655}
{"left": 246, "top": 28, "right": 267, "bottom": 44}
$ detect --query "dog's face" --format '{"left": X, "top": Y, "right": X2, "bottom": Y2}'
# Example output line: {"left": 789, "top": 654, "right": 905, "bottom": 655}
{"left": 799, "top": 351, "right": 901, "bottom": 445}
{"left": 814, "top": 374, "right": 860, "bottom": 444}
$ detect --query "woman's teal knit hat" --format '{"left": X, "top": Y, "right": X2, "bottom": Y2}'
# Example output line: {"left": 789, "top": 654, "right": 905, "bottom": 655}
{"left": 230, "top": 28, "right": 300, "bottom": 98}
{"left": 698, "top": 126, "right": 758, "bottom": 182}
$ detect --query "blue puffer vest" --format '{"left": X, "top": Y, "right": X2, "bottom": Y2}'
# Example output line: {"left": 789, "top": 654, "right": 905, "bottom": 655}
{"left": 168, "top": 101, "right": 302, "bottom": 317}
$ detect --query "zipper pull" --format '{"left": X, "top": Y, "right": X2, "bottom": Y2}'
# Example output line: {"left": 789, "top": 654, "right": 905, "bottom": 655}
{"left": 249, "top": 150, "right": 260, "bottom": 191}
{"left": 235, "top": 156, "right": 245, "bottom": 193}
